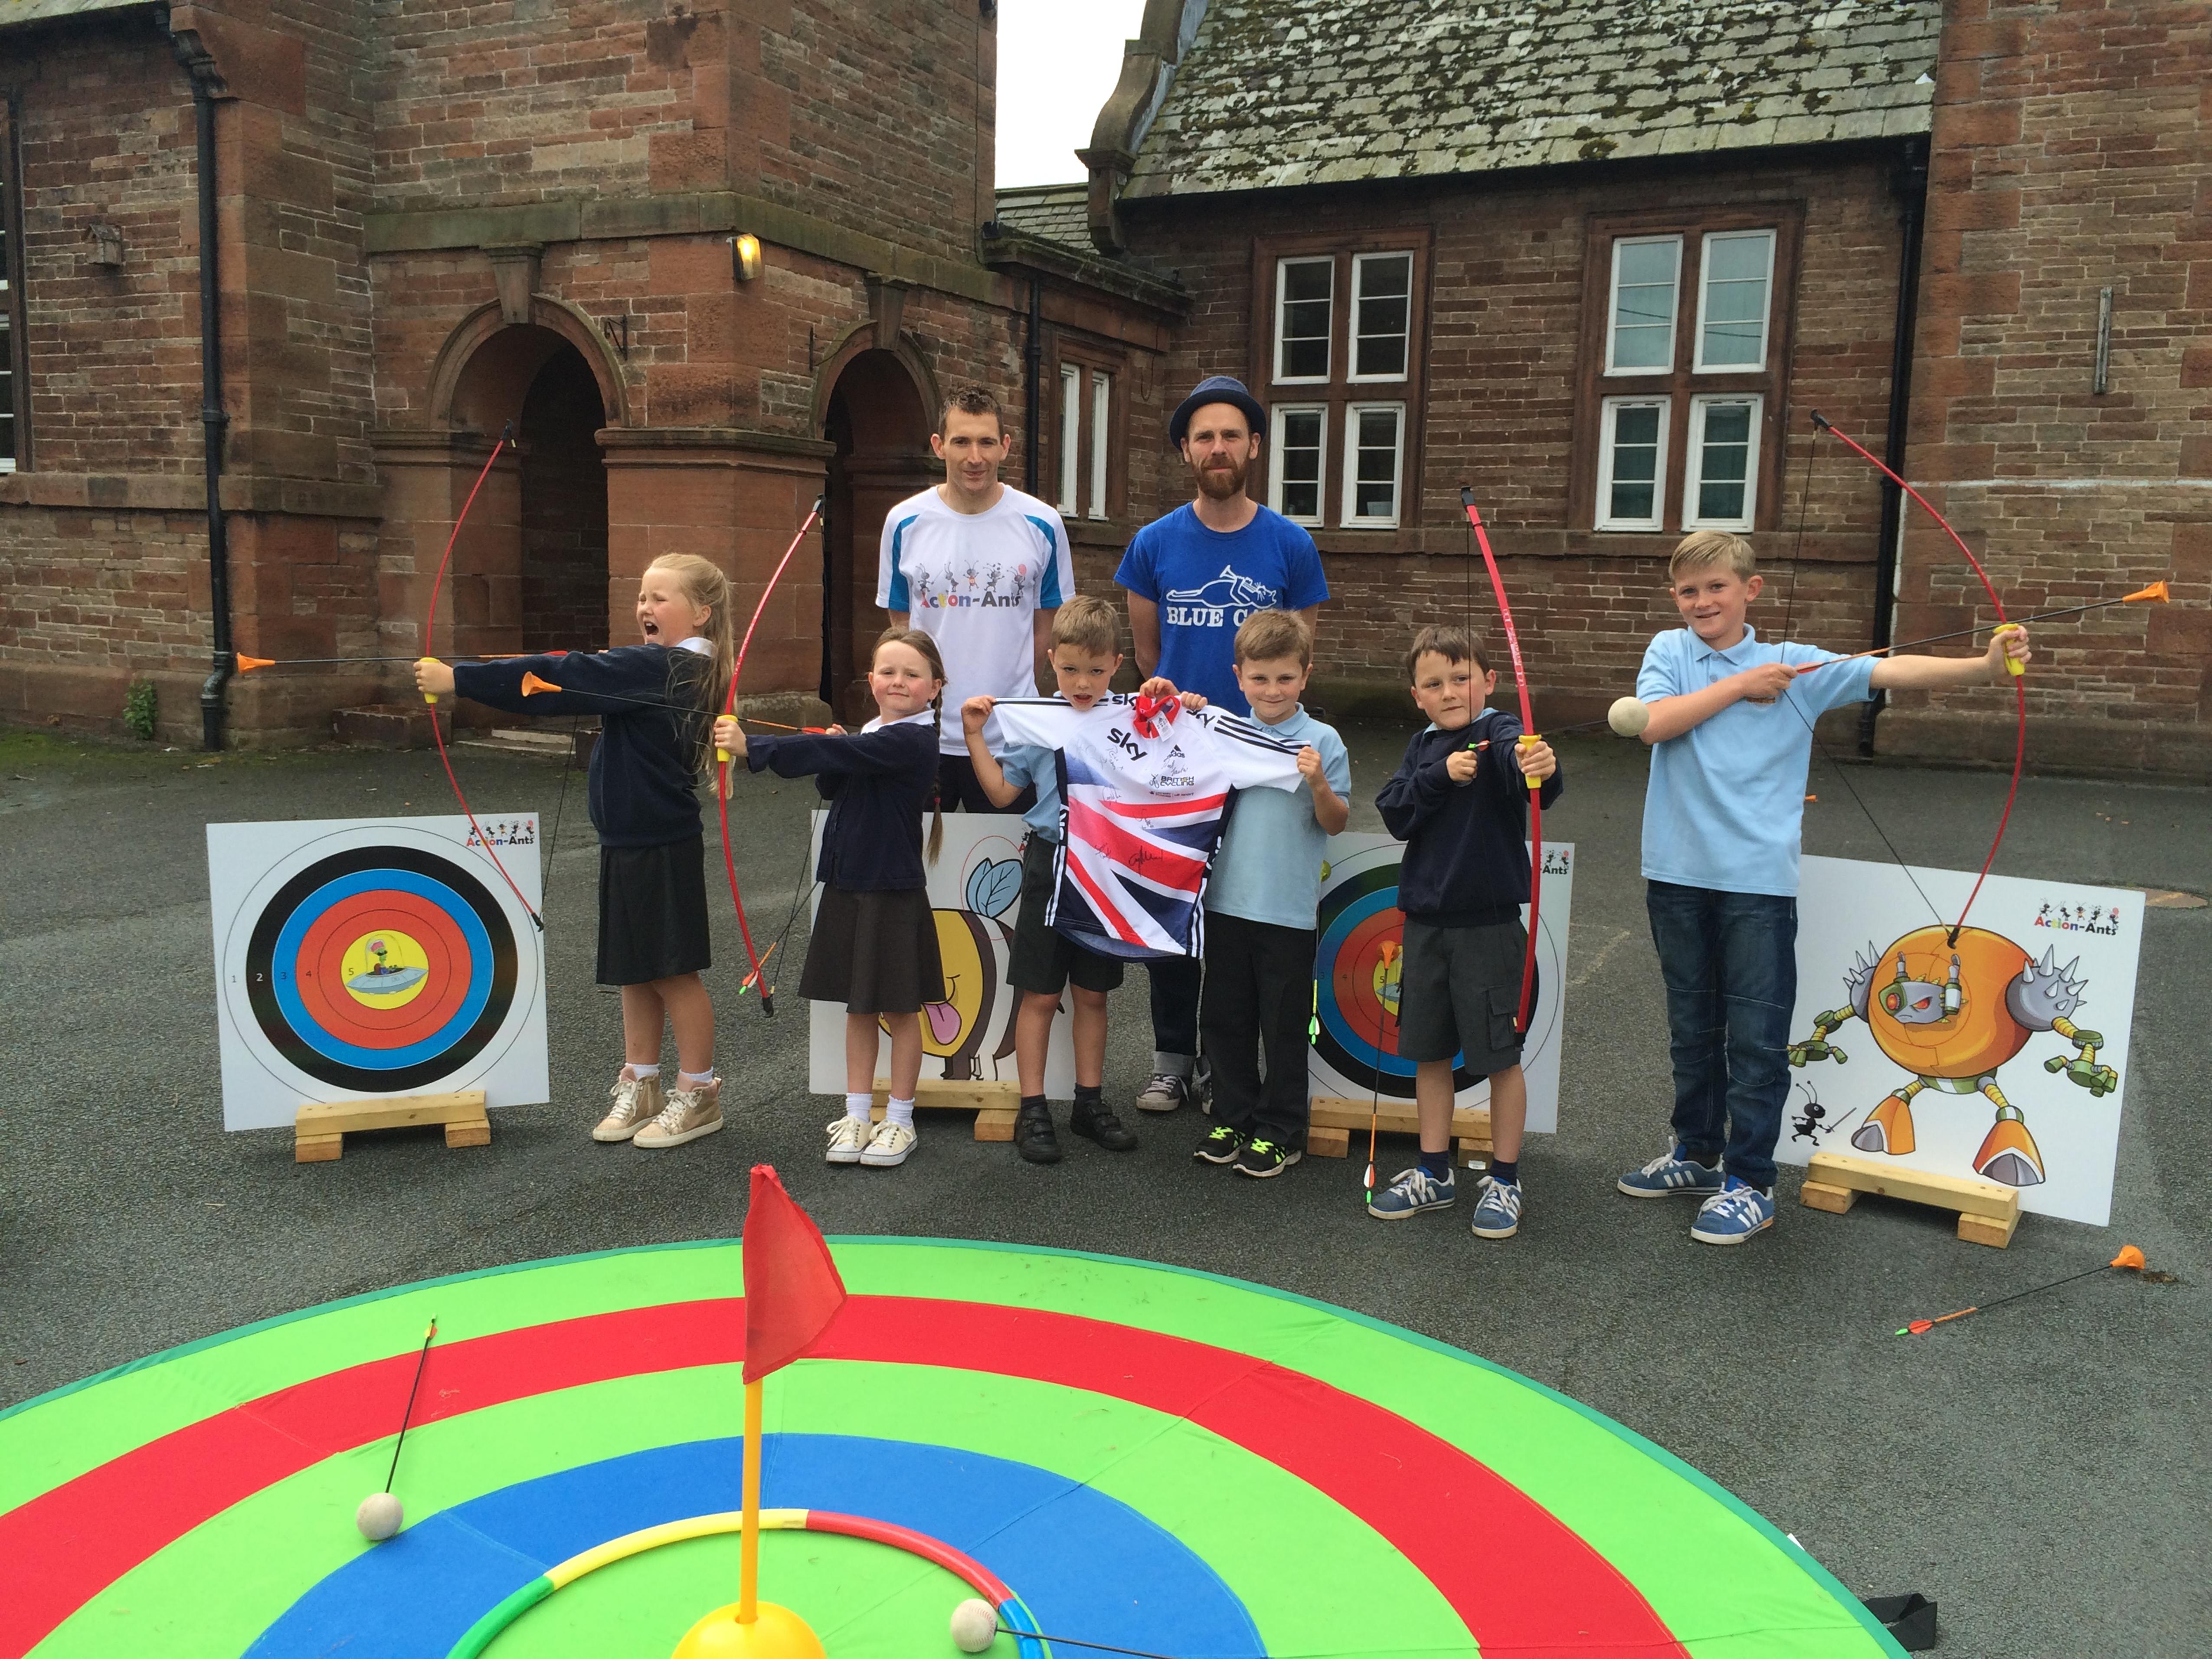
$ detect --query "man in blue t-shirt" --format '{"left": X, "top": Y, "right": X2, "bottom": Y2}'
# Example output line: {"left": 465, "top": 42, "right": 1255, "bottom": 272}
{"left": 1115, "top": 374, "right": 1331, "bottom": 1115}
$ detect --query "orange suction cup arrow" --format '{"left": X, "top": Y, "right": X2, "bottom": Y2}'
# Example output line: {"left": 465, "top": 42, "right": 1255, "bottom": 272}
{"left": 234, "top": 654, "right": 274, "bottom": 672}
{"left": 519, "top": 671, "right": 562, "bottom": 696}
{"left": 2122, "top": 580, "right": 2169, "bottom": 604}
{"left": 2110, "top": 1243, "right": 2147, "bottom": 1270}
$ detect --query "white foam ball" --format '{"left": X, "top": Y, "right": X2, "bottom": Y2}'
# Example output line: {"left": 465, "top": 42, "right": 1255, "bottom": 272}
{"left": 949, "top": 1597, "right": 998, "bottom": 1653}
{"left": 1607, "top": 695, "right": 1652, "bottom": 737}
{"left": 356, "top": 1491, "right": 404, "bottom": 1541}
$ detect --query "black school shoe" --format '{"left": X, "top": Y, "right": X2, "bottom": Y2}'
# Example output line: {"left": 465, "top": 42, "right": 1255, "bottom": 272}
{"left": 1193, "top": 1123, "right": 1243, "bottom": 1164}
{"left": 1070, "top": 1097, "right": 1138, "bottom": 1152}
{"left": 1014, "top": 1100, "right": 1062, "bottom": 1164}
{"left": 1232, "top": 1138, "right": 1302, "bottom": 1178}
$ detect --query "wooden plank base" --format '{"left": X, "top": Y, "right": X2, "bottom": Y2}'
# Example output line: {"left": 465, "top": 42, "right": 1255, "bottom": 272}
{"left": 293, "top": 1090, "right": 490, "bottom": 1163}
{"left": 869, "top": 1077, "right": 1021, "bottom": 1142}
{"left": 1306, "top": 1097, "right": 1493, "bottom": 1166}
{"left": 1800, "top": 1149, "right": 2022, "bottom": 1247}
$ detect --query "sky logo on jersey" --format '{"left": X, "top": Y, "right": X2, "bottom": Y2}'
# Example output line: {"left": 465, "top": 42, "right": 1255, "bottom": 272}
{"left": 1162, "top": 566, "right": 1283, "bottom": 630}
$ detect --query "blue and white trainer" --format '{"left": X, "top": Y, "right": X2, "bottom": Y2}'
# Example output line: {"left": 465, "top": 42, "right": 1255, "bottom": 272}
{"left": 1367, "top": 1165, "right": 1455, "bottom": 1219}
{"left": 1690, "top": 1176, "right": 1776, "bottom": 1245}
{"left": 1616, "top": 1145, "right": 1726, "bottom": 1200}
{"left": 1470, "top": 1176, "right": 1523, "bottom": 1240}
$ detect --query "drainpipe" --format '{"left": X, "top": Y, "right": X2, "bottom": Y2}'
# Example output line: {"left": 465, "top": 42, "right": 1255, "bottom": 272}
{"left": 1023, "top": 277, "right": 1041, "bottom": 493}
{"left": 173, "top": 35, "right": 232, "bottom": 750}
{"left": 1859, "top": 136, "right": 1928, "bottom": 758}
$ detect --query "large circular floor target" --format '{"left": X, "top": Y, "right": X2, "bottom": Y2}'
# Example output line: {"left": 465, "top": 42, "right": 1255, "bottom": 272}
{"left": 2, "top": 1241, "right": 1903, "bottom": 1658}
{"left": 222, "top": 825, "right": 538, "bottom": 1099}
{"left": 1314, "top": 839, "right": 1566, "bottom": 1099}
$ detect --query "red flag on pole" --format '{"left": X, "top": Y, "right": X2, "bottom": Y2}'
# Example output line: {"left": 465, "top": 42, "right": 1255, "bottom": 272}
{"left": 741, "top": 1165, "right": 847, "bottom": 1383}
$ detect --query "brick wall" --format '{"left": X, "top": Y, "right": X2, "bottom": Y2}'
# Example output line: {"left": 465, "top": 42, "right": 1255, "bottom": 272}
{"left": 1898, "top": 0, "right": 2210, "bottom": 777}
{"left": 1121, "top": 151, "right": 1913, "bottom": 725}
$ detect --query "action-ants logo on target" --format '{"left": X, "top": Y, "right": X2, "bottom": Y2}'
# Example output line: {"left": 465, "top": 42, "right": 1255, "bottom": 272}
{"left": 2032, "top": 900, "right": 2121, "bottom": 937}
{"left": 466, "top": 820, "right": 538, "bottom": 849}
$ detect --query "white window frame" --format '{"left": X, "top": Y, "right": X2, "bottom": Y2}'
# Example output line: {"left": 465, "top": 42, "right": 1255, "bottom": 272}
{"left": 1692, "top": 229, "right": 1777, "bottom": 374}
{"left": 1273, "top": 255, "right": 1335, "bottom": 384}
{"left": 1268, "top": 402, "right": 1328, "bottom": 527}
{"left": 0, "top": 274, "right": 12, "bottom": 473}
{"left": 1056, "top": 363, "right": 1081, "bottom": 516}
{"left": 1340, "top": 401, "right": 1406, "bottom": 529}
{"left": 1683, "top": 394, "right": 1763, "bottom": 531}
{"left": 1595, "top": 396, "right": 1671, "bottom": 531}
{"left": 1086, "top": 371, "right": 1111, "bottom": 519}
{"left": 1348, "top": 250, "right": 1415, "bottom": 384}
{"left": 1604, "top": 234, "right": 1682, "bottom": 377}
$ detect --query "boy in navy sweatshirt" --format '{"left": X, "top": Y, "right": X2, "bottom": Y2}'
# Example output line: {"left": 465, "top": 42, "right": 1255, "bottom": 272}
{"left": 1371, "top": 624, "right": 1561, "bottom": 1239}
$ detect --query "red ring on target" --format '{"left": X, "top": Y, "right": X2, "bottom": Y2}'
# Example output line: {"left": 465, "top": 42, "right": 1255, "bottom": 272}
{"left": 1331, "top": 908, "right": 1405, "bottom": 1056}
{"left": 295, "top": 892, "right": 473, "bottom": 1050}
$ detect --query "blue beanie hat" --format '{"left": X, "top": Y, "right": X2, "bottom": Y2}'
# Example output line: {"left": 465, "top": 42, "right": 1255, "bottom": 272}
{"left": 1168, "top": 375, "right": 1267, "bottom": 448}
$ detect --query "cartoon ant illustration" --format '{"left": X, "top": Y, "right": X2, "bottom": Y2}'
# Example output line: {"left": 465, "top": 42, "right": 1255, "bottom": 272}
{"left": 1788, "top": 1081, "right": 1829, "bottom": 1144}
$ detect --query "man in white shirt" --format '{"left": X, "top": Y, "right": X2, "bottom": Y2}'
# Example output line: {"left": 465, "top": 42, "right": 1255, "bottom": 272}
{"left": 879, "top": 386, "right": 1074, "bottom": 812}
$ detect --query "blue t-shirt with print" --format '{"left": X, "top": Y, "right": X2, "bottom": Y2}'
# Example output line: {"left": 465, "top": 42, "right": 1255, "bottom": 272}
{"left": 1115, "top": 504, "right": 1329, "bottom": 715}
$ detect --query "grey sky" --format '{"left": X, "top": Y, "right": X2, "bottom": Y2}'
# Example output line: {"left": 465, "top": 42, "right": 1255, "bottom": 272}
{"left": 995, "top": 0, "right": 1149, "bottom": 189}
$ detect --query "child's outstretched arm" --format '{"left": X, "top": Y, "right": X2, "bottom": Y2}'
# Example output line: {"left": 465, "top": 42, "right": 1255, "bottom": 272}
{"left": 1868, "top": 624, "right": 2030, "bottom": 690}
{"left": 960, "top": 697, "right": 1024, "bottom": 809}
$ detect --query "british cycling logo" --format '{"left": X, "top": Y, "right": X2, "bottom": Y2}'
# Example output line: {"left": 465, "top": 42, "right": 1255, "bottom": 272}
{"left": 1163, "top": 566, "right": 1281, "bottom": 629}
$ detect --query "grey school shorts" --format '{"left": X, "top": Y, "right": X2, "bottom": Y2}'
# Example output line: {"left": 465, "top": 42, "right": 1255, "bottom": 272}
{"left": 1395, "top": 917, "right": 1527, "bottom": 1074}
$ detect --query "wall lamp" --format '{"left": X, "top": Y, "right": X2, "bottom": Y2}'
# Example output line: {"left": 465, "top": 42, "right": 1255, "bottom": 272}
{"left": 731, "top": 232, "right": 762, "bottom": 283}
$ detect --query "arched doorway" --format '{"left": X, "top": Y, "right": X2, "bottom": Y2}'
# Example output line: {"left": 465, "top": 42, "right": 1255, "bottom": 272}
{"left": 518, "top": 345, "right": 609, "bottom": 652}
{"left": 821, "top": 348, "right": 937, "bottom": 722}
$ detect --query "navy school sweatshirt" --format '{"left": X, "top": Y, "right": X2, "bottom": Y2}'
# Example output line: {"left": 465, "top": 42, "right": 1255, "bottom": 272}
{"left": 451, "top": 645, "right": 711, "bottom": 848}
{"left": 745, "top": 715, "right": 939, "bottom": 892}
{"left": 1375, "top": 708, "right": 1566, "bottom": 926}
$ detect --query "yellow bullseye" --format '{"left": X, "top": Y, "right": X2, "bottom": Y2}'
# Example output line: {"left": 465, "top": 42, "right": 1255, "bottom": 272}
{"left": 341, "top": 930, "right": 431, "bottom": 1007}
{"left": 669, "top": 1602, "right": 827, "bottom": 1659}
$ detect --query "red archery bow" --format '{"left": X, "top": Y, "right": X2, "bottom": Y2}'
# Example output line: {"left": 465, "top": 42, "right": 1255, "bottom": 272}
{"left": 1808, "top": 412, "right": 2026, "bottom": 944}
{"left": 420, "top": 424, "right": 543, "bottom": 930}
{"left": 1459, "top": 488, "right": 1543, "bottom": 1034}
{"left": 714, "top": 498, "right": 825, "bottom": 1015}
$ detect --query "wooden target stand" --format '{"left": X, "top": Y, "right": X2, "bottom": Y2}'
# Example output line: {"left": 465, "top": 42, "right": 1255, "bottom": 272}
{"left": 294, "top": 1089, "right": 491, "bottom": 1162}
{"left": 869, "top": 1077, "right": 1019, "bottom": 1140}
{"left": 1307, "top": 1097, "right": 1493, "bottom": 1167}
{"left": 1800, "top": 1149, "right": 2021, "bottom": 1247}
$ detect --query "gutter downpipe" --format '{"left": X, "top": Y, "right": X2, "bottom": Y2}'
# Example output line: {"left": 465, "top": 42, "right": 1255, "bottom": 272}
{"left": 1859, "top": 135, "right": 1929, "bottom": 758}
{"left": 1023, "top": 276, "right": 1041, "bottom": 493}
{"left": 176, "top": 36, "right": 232, "bottom": 751}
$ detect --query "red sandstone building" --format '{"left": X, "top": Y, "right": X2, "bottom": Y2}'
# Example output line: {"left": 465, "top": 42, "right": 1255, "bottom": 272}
{"left": 0, "top": 1, "right": 2204, "bottom": 776}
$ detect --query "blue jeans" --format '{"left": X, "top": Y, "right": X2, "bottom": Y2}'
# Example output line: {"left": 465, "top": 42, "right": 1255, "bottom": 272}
{"left": 1645, "top": 881, "right": 1797, "bottom": 1190}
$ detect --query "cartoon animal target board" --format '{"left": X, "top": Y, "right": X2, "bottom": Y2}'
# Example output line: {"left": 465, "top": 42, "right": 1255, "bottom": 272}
{"left": 807, "top": 813, "right": 1076, "bottom": 1097}
{"left": 1784, "top": 856, "right": 2143, "bottom": 1226}
{"left": 1310, "top": 835, "right": 1574, "bottom": 1134}
{"left": 209, "top": 818, "right": 549, "bottom": 1130}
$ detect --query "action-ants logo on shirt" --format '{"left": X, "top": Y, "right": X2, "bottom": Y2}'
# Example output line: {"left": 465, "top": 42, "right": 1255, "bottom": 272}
{"left": 913, "top": 562, "right": 1033, "bottom": 610}
{"left": 1162, "top": 566, "right": 1282, "bottom": 630}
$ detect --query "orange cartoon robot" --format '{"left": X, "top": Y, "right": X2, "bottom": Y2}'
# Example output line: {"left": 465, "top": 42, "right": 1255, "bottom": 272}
{"left": 1787, "top": 926, "right": 2118, "bottom": 1188}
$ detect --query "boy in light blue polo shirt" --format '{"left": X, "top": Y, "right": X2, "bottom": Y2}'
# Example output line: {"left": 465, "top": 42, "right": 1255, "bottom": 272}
{"left": 1618, "top": 530, "right": 2032, "bottom": 1244}
{"left": 1194, "top": 610, "right": 1351, "bottom": 1178}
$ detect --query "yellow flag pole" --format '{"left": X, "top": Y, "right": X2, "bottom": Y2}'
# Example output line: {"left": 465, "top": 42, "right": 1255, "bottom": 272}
{"left": 739, "top": 1378, "right": 763, "bottom": 1623}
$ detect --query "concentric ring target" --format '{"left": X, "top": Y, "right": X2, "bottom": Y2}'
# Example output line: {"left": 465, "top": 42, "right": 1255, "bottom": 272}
{"left": 0, "top": 1241, "right": 1902, "bottom": 1658}
{"left": 218, "top": 825, "right": 540, "bottom": 1107}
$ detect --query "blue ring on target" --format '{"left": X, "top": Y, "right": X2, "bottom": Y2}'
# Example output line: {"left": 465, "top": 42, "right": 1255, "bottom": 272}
{"left": 1315, "top": 883, "right": 1419, "bottom": 1088}
{"left": 271, "top": 869, "right": 495, "bottom": 1069}
{"left": 245, "top": 846, "right": 518, "bottom": 1093}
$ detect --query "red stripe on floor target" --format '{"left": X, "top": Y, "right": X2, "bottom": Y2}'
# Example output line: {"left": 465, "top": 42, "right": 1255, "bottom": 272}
{"left": 2, "top": 1297, "right": 1685, "bottom": 1658}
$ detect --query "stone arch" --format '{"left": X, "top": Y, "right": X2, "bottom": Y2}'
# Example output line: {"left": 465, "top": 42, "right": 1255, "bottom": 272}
{"left": 427, "top": 296, "right": 633, "bottom": 435}
{"left": 809, "top": 321, "right": 941, "bottom": 437}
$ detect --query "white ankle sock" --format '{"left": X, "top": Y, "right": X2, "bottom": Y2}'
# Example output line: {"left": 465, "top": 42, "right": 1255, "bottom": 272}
{"left": 844, "top": 1092, "right": 874, "bottom": 1122}
{"left": 627, "top": 1063, "right": 660, "bottom": 1081}
{"left": 678, "top": 1069, "right": 715, "bottom": 1090}
{"left": 886, "top": 1097, "right": 916, "bottom": 1128}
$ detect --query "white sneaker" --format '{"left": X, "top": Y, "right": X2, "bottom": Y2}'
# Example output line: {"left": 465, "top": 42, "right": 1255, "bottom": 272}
{"left": 859, "top": 1119, "right": 917, "bottom": 1168}
{"left": 633, "top": 1079, "right": 723, "bottom": 1148}
{"left": 825, "top": 1115, "right": 871, "bottom": 1165}
{"left": 592, "top": 1072, "right": 664, "bottom": 1142}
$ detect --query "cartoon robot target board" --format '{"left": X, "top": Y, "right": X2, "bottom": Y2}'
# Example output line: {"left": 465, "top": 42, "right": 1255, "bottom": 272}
{"left": 806, "top": 813, "right": 1077, "bottom": 1103}
{"left": 209, "top": 818, "right": 549, "bottom": 1131}
{"left": 1783, "top": 856, "right": 2143, "bottom": 1227}
{"left": 1311, "top": 835, "right": 1574, "bottom": 1134}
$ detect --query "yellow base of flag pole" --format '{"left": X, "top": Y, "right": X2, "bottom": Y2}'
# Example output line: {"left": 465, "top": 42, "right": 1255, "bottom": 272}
{"left": 670, "top": 1379, "right": 825, "bottom": 1659}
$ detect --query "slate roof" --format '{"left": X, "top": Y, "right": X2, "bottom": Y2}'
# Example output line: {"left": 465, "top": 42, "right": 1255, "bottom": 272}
{"left": 1121, "top": 0, "right": 1943, "bottom": 200}
{"left": 991, "top": 184, "right": 1092, "bottom": 252}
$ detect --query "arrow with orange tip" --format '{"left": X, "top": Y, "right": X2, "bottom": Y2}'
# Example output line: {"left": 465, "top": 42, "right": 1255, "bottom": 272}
{"left": 1362, "top": 939, "right": 1403, "bottom": 1198}
{"left": 1798, "top": 581, "right": 2171, "bottom": 676}
{"left": 513, "top": 674, "right": 825, "bottom": 732}
{"left": 1897, "top": 1243, "right": 2151, "bottom": 1335}
{"left": 233, "top": 651, "right": 564, "bottom": 672}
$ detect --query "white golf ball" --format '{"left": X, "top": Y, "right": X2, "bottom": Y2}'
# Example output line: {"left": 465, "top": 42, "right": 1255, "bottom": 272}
{"left": 1607, "top": 695, "right": 1652, "bottom": 737}
{"left": 355, "top": 1490, "right": 403, "bottom": 1541}
{"left": 949, "top": 1596, "right": 998, "bottom": 1652}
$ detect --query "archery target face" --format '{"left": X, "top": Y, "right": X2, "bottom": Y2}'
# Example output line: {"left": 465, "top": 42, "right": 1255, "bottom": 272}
{"left": 0, "top": 1240, "right": 1902, "bottom": 1659}
{"left": 1310, "top": 835, "right": 1572, "bottom": 1135}
{"left": 209, "top": 818, "right": 548, "bottom": 1129}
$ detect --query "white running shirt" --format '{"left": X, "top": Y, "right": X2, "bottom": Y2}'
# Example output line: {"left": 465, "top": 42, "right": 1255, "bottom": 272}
{"left": 992, "top": 693, "right": 1304, "bottom": 960}
{"left": 877, "top": 484, "right": 1073, "bottom": 755}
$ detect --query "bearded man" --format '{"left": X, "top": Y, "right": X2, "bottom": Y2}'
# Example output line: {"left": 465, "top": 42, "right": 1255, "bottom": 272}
{"left": 1113, "top": 374, "right": 1329, "bottom": 1115}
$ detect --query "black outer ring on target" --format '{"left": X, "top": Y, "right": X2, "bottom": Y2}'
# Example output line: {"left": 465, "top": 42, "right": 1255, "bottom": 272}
{"left": 244, "top": 845, "right": 519, "bottom": 1093}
